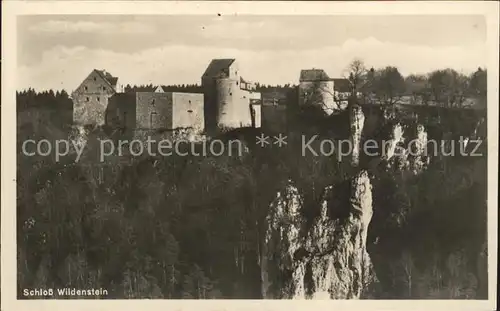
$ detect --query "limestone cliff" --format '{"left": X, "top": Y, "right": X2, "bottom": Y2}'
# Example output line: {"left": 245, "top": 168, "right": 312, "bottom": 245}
{"left": 261, "top": 171, "right": 376, "bottom": 299}
{"left": 70, "top": 125, "right": 89, "bottom": 151}
{"left": 350, "top": 106, "right": 365, "bottom": 167}
{"left": 383, "top": 123, "right": 407, "bottom": 168}
{"left": 409, "top": 124, "right": 430, "bottom": 174}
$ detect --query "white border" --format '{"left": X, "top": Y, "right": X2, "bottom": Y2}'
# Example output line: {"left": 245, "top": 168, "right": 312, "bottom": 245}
{"left": 2, "top": 2, "right": 498, "bottom": 311}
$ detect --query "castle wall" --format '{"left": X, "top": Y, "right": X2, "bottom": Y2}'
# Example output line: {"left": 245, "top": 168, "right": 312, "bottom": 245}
{"left": 243, "top": 89, "right": 261, "bottom": 101}
{"left": 202, "top": 78, "right": 218, "bottom": 132}
{"left": 215, "top": 78, "right": 254, "bottom": 129}
{"left": 135, "top": 92, "right": 173, "bottom": 130}
{"left": 72, "top": 70, "right": 116, "bottom": 126}
{"left": 172, "top": 92, "right": 205, "bottom": 133}
{"left": 262, "top": 104, "right": 287, "bottom": 133}
{"left": 106, "top": 93, "right": 137, "bottom": 130}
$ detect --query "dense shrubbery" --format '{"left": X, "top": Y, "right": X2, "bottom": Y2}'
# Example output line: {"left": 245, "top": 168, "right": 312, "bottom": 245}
{"left": 16, "top": 86, "right": 487, "bottom": 299}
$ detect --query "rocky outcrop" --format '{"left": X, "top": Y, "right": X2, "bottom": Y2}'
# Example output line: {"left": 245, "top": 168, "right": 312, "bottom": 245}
{"left": 350, "top": 106, "right": 365, "bottom": 167}
{"left": 383, "top": 123, "right": 405, "bottom": 162}
{"left": 409, "top": 124, "right": 430, "bottom": 174}
{"left": 261, "top": 171, "right": 376, "bottom": 299}
{"left": 70, "top": 125, "right": 89, "bottom": 150}
{"left": 261, "top": 181, "right": 304, "bottom": 298}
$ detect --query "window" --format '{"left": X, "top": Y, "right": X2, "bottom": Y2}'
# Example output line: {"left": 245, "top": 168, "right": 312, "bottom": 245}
{"left": 150, "top": 112, "right": 157, "bottom": 128}
{"left": 151, "top": 99, "right": 156, "bottom": 106}
{"left": 97, "top": 97, "right": 100, "bottom": 102}
{"left": 103, "top": 86, "right": 106, "bottom": 91}
{"left": 188, "top": 100, "right": 192, "bottom": 104}
{"left": 85, "top": 97, "right": 90, "bottom": 102}
{"left": 187, "top": 110, "right": 193, "bottom": 113}
{"left": 93, "top": 77, "right": 96, "bottom": 81}
{"left": 84, "top": 86, "right": 88, "bottom": 91}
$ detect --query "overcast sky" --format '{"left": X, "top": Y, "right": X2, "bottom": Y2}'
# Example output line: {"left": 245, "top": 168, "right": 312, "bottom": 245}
{"left": 17, "top": 14, "right": 487, "bottom": 91}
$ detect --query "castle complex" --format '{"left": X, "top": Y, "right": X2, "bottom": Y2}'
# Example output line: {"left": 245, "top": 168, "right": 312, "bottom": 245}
{"left": 72, "top": 59, "right": 348, "bottom": 134}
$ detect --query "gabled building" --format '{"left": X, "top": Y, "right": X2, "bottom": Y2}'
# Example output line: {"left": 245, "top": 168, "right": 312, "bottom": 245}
{"left": 72, "top": 69, "right": 122, "bottom": 126}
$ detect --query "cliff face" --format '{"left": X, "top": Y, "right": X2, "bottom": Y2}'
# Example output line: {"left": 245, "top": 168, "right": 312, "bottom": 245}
{"left": 261, "top": 171, "right": 376, "bottom": 299}
{"left": 71, "top": 125, "right": 89, "bottom": 150}
{"left": 350, "top": 106, "right": 365, "bottom": 167}
{"left": 259, "top": 106, "right": 487, "bottom": 299}
{"left": 409, "top": 124, "right": 429, "bottom": 174}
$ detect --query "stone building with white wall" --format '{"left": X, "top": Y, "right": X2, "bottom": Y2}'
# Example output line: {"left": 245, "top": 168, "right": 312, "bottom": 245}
{"left": 72, "top": 69, "right": 123, "bottom": 126}
{"left": 73, "top": 60, "right": 263, "bottom": 135}
{"left": 201, "top": 59, "right": 261, "bottom": 132}
{"left": 298, "top": 69, "right": 351, "bottom": 115}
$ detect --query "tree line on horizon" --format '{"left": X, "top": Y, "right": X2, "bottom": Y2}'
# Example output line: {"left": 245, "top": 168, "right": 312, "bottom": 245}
{"left": 343, "top": 59, "right": 487, "bottom": 108}
{"left": 17, "top": 59, "right": 487, "bottom": 112}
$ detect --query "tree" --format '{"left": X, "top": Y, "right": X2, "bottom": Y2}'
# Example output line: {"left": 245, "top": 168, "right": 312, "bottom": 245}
{"left": 468, "top": 67, "right": 487, "bottom": 106}
{"left": 361, "top": 67, "right": 376, "bottom": 96}
{"left": 300, "top": 80, "right": 340, "bottom": 116}
{"left": 373, "top": 67, "right": 406, "bottom": 105}
{"left": 427, "top": 69, "right": 469, "bottom": 108}
{"left": 404, "top": 74, "right": 428, "bottom": 105}
{"left": 400, "top": 251, "right": 416, "bottom": 297}
{"left": 342, "top": 58, "right": 368, "bottom": 103}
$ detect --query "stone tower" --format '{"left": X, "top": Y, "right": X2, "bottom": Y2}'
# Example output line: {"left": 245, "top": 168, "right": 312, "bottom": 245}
{"left": 298, "top": 69, "right": 336, "bottom": 115}
{"left": 201, "top": 59, "right": 260, "bottom": 132}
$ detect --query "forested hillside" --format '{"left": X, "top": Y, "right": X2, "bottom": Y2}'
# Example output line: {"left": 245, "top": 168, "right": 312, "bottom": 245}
{"left": 16, "top": 66, "right": 488, "bottom": 299}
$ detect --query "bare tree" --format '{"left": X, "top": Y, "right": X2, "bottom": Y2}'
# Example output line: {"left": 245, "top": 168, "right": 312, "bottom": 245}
{"left": 342, "top": 58, "right": 369, "bottom": 105}
{"left": 401, "top": 251, "right": 415, "bottom": 298}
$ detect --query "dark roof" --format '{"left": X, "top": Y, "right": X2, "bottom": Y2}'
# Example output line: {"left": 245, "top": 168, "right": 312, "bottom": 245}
{"left": 202, "top": 59, "right": 235, "bottom": 78}
{"left": 95, "top": 69, "right": 118, "bottom": 88}
{"left": 299, "top": 69, "right": 332, "bottom": 82}
{"left": 332, "top": 78, "right": 351, "bottom": 92}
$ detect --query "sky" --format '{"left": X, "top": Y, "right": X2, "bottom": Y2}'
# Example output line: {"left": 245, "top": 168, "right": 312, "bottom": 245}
{"left": 17, "top": 14, "right": 487, "bottom": 92}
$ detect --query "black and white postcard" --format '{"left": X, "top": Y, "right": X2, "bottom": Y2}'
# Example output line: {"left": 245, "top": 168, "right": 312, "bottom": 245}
{"left": 2, "top": 1, "right": 498, "bottom": 311}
